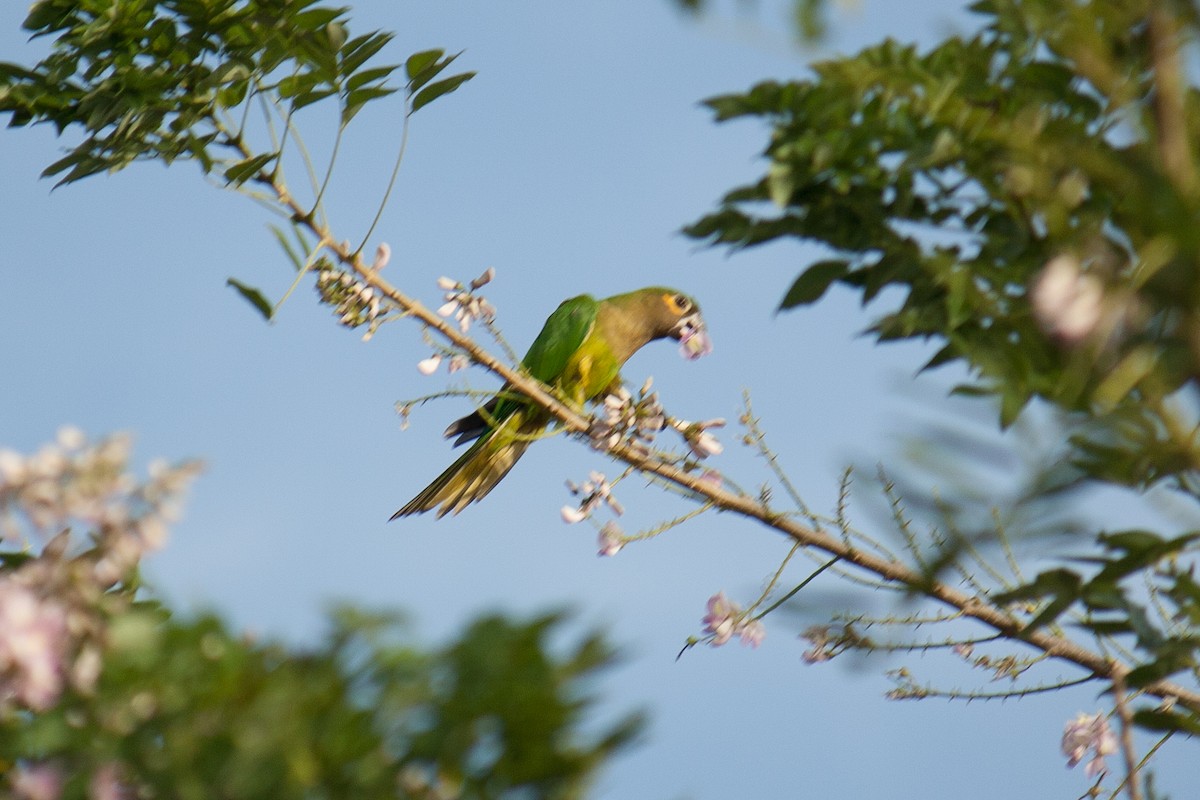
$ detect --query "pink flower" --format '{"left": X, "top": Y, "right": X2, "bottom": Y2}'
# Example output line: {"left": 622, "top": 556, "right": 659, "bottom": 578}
{"left": 1062, "top": 712, "right": 1118, "bottom": 777}
{"left": 0, "top": 580, "right": 68, "bottom": 710}
{"left": 11, "top": 763, "right": 63, "bottom": 800}
{"left": 678, "top": 325, "right": 713, "bottom": 360}
{"left": 561, "top": 472, "right": 623, "bottom": 522}
{"left": 89, "top": 762, "right": 128, "bottom": 800}
{"left": 702, "top": 592, "right": 740, "bottom": 646}
{"left": 739, "top": 619, "right": 765, "bottom": 648}
{"left": 673, "top": 419, "right": 726, "bottom": 460}
{"left": 597, "top": 522, "right": 624, "bottom": 557}
{"left": 417, "top": 355, "right": 442, "bottom": 375}
{"left": 1031, "top": 255, "right": 1104, "bottom": 343}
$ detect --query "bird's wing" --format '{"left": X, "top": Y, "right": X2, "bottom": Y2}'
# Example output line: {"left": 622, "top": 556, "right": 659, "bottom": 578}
{"left": 520, "top": 294, "right": 598, "bottom": 384}
{"left": 442, "top": 295, "right": 597, "bottom": 447}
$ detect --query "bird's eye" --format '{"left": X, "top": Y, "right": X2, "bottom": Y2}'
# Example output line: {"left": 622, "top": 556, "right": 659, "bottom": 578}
{"left": 672, "top": 294, "right": 692, "bottom": 313}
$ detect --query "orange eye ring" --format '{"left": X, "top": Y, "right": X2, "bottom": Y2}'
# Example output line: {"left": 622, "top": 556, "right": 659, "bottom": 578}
{"left": 664, "top": 293, "right": 693, "bottom": 315}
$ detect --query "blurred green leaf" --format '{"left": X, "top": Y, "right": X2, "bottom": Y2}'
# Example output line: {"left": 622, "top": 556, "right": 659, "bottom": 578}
{"left": 411, "top": 72, "right": 475, "bottom": 113}
{"left": 779, "top": 260, "right": 849, "bottom": 309}
{"left": 993, "top": 568, "right": 1082, "bottom": 631}
{"left": 226, "top": 277, "right": 275, "bottom": 321}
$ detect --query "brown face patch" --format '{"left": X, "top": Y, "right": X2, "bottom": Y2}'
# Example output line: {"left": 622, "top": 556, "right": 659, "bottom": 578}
{"left": 662, "top": 292, "right": 693, "bottom": 316}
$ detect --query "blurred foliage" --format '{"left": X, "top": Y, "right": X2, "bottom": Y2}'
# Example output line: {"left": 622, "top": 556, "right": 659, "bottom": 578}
{"left": 0, "top": 602, "right": 641, "bottom": 799}
{"left": 672, "top": 0, "right": 830, "bottom": 41}
{"left": 0, "top": 0, "right": 471, "bottom": 186}
{"left": 687, "top": 0, "right": 1200, "bottom": 455}
{"left": 688, "top": 0, "right": 1200, "bottom": 737}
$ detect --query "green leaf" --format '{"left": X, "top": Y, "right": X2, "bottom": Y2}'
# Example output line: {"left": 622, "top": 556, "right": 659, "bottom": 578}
{"left": 405, "top": 49, "right": 444, "bottom": 82}
{"left": 269, "top": 224, "right": 307, "bottom": 272}
{"left": 345, "top": 65, "right": 397, "bottom": 93}
{"left": 341, "top": 32, "right": 393, "bottom": 75}
{"left": 411, "top": 71, "right": 474, "bottom": 113}
{"left": 780, "top": 260, "right": 849, "bottom": 309}
{"left": 408, "top": 51, "right": 461, "bottom": 93}
{"left": 293, "top": 8, "right": 343, "bottom": 31}
{"left": 993, "top": 568, "right": 1082, "bottom": 631}
{"left": 226, "top": 278, "right": 274, "bottom": 321}
{"left": 342, "top": 85, "right": 397, "bottom": 125}
{"left": 223, "top": 152, "right": 275, "bottom": 185}
{"left": 1132, "top": 708, "right": 1200, "bottom": 736}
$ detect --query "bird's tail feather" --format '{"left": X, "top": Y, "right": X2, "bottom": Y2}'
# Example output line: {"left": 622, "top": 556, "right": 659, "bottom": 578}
{"left": 392, "top": 413, "right": 537, "bottom": 519}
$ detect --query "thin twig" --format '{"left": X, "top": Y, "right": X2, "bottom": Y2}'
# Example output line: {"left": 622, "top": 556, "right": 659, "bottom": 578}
{"left": 356, "top": 100, "right": 411, "bottom": 255}
{"left": 1111, "top": 671, "right": 1142, "bottom": 800}
{"left": 1148, "top": 6, "right": 1196, "bottom": 193}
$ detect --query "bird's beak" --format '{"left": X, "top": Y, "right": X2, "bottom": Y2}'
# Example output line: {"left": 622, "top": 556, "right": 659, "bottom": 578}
{"left": 672, "top": 312, "right": 712, "bottom": 360}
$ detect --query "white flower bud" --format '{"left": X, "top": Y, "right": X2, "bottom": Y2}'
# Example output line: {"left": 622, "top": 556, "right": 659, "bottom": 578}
{"left": 372, "top": 242, "right": 391, "bottom": 270}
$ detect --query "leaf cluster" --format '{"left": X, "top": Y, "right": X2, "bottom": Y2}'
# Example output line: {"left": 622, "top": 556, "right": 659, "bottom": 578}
{"left": 996, "top": 529, "right": 1200, "bottom": 710}
{"left": 0, "top": 603, "right": 641, "bottom": 799}
{"left": 687, "top": 0, "right": 1200, "bottom": 488}
{"left": 0, "top": 0, "right": 472, "bottom": 187}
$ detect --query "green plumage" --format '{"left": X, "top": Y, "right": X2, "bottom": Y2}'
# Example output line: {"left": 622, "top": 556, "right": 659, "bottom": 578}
{"left": 393, "top": 286, "right": 706, "bottom": 518}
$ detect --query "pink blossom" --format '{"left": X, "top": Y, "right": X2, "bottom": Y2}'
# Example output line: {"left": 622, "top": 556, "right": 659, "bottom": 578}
{"left": 1062, "top": 712, "right": 1118, "bottom": 777}
{"left": 702, "top": 592, "right": 740, "bottom": 646}
{"left": 0, "top": 579, "right": 68, "bottom": 709}
{"left": 1031, "top": 255, "right": 1104, "bottom": 343}
{"left": 678, "top": 325, "right": 713, "bottom": 360}
{"left": 673, "top": 418, "right": 726, "bottom": 460}
{"left": 89, "top": 762, "right": 128, "bottom": 800}
{"left": 417, "top": 355, "right": 442, "bottom": 375}
{"left": 739, "top": 619, "right": 765, "bottom": 648}
{"left": 562, "top": 472, "right": 623, "bottom": 522}
{"left": 597, "top": 522, "right": 624, "bottom": 557}
{"left": 691, "top": 431, "right": 723, "bottom": 458}
{"left": 11, "top": 763, "right": 63, "bottom": 800}
{"left": 801, "top": 646, "right": 831, "bottom": 664}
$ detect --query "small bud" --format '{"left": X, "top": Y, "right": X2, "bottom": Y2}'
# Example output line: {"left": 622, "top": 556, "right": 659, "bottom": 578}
{"left": 372, "top": 242, "right": 391, "bottom": 270}
{"left": 471, "top": 266, "right": 496, "bottom": 289}
{"left": 561, "top": 505, "right": 588, "bottom": 524}
{"left": 417, "top": 355, "right": 442, "bottom": 375}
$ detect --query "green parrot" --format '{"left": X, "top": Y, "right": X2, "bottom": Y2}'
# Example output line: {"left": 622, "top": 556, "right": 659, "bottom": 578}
{"left": 393, "top": 286, "right": 711, "bottom": 519}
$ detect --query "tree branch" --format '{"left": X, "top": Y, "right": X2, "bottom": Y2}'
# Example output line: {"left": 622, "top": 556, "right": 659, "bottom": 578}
{"left": 213, "top": 112, "right": 1200, "bottom": 719}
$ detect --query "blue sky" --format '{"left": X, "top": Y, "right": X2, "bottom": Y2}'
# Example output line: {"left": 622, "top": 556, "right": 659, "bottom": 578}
{"left": 1, "top": 1, "right": 1190, "bottom": 797}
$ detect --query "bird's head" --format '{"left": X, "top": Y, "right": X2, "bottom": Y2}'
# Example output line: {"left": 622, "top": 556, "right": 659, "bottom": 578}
{"left": 655, "top": 289, "right": 712, "bottom": 360}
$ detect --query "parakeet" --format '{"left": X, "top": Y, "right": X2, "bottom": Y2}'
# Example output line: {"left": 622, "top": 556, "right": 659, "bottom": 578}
{"left": 392, "top": 286, "right": 711, "bottom": 518}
